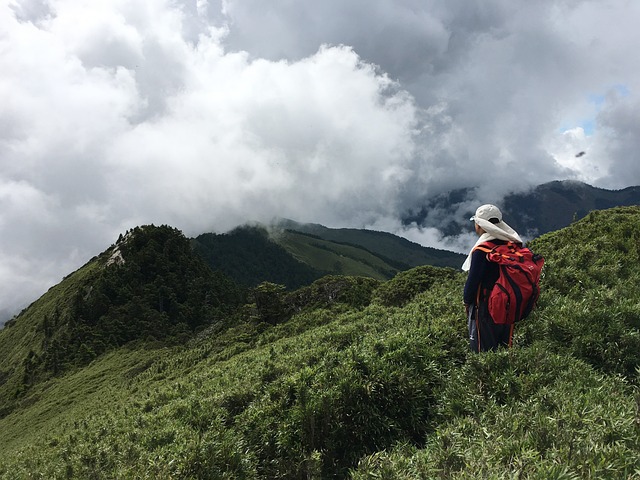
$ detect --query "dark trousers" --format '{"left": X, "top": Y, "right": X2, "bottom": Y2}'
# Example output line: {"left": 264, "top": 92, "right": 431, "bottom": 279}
{"left": 468, "top": 304, "right": 513, "bottom": 353}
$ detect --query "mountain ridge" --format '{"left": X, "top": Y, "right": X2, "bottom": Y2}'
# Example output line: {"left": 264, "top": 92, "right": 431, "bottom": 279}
{"left": 404, "top": 179, "right": 640, "bottom": 237}
{"left": 502, "top": 180, "right": 640, "bottom": 236}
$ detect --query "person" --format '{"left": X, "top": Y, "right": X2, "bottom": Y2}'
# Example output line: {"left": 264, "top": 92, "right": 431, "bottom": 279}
{"left": 462, "top": 204, "right": 523, "bottom": 352}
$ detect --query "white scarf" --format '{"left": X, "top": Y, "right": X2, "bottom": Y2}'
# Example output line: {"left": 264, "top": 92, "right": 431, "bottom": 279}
{"left": 461, "top": 218, "right": 523, "bottom": 271}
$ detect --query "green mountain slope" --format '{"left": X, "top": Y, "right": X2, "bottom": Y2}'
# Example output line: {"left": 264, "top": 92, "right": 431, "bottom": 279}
{"left": 272, "top": 230, "right": 399, "bottom": 279}
{"left": 192, "top": 226, "right": 323, "bottom": 289}
{"left": 0, "top": 208, "right": 639, "bottom": 479}
{"left": 0, "top": 225, "right": 245, "bottom": 418}
{"left": 0, "top": 259, "right": 102, "bottom": 417}
{"left": 276, "top": 218, "right": 465, "bottom": 269}
{"left": 192, "top": 223, "right": 463, "bottom": 291}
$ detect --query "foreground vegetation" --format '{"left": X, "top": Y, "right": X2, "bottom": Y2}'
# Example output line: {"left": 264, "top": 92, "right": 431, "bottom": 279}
{"left": 0, "top": 207, "right": 639, "bottom": 478}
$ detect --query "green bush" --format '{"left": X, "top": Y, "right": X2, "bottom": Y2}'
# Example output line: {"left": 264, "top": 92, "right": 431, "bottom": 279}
{"left": 352, "top": 346, "right": 640, "bottom": 479}
{"left": 286, "top": 275, "right": 381, "bottom": 312}
{"left": 522, "top": 207, "right": 640, "bottom": 379}
{"left": 373, "top": 265, "right": 459, "bottom": 307}
{"left": 235, "top": 329, "right": 455, "bottom": 478}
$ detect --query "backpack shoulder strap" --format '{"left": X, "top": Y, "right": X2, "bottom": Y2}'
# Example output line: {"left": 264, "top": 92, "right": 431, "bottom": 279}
{"left": 479, "top": 242, "right": 530, "bottom": 264}
{"left": 473, "top": 241, "right": 497, "bottom": 254}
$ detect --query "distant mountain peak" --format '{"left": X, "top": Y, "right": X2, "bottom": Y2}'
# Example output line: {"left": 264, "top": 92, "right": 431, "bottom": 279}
{"left": 403, "top": 180, "right": 640, "bottom": 238}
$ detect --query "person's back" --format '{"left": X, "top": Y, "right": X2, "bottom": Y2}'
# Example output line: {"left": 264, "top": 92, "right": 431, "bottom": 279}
{"left": 462, "top": 205, "right": 522, "bottom": 352}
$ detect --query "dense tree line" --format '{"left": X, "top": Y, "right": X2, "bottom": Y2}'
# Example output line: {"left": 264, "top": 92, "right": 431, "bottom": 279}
{"left": 192, "top": 226, "right": 323, "bottom": 289}
{"left": 32, "top": 225, "right": 246, "bottom": 380}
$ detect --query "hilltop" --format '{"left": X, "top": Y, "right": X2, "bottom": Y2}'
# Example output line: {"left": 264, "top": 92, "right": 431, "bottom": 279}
{"left": 0, "top": 225, "right": 246, "bottom": 417}
{"left": 0, "top": 207, "right": 639, "bottom": 478}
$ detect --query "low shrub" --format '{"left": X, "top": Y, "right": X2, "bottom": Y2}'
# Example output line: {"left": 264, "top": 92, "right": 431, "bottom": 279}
{"left": 373, "top": 266, "right": 459, "bottom": 307}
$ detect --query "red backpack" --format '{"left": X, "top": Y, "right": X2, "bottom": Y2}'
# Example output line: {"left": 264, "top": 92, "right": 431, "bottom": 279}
{"left": 474, "top": 241, "right": 545, "bottom": 324}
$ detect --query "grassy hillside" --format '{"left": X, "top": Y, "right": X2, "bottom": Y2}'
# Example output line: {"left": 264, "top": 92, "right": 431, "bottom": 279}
{"left": 192, "top": 223, "right": 464, "bottom": 291}
{"left": 272, "top": 230, "right": 398, "bottom": 279}
{"left": 0, "top": 260, "right": 102, "bottom": 417}
{"left": 275, "top": 218, "right": 466, "bottom": 269}
{"left": 192, "top": 226, "right": 323, "bottom": 289}
{"left": 0, "top": 208, "right": 639, "bottom": 478}
{"left": 0, "top": 225, "right": 245, "bottom": 418}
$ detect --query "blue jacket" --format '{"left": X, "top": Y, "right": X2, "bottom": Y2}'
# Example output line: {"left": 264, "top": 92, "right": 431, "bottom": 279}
{"left": 463, "top": 240, "right": 506, "bottom": 305}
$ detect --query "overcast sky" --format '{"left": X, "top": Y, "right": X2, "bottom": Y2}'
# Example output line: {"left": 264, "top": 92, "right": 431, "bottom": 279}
{"left": 2, "top": 0, "right": 640, "bottom": 317}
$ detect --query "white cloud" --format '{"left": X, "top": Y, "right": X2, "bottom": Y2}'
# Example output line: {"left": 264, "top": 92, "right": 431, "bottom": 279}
{"left": 103, "top": 42, "right": 419, "bottom": 232}
{"left": 548, "top": 128, "right": 598, "bottom": 181}
{"left": 593, "top": 93, "right": 640, "bottom": 189}
{"left": 2, "top": 0, "right": 640, "bottom": 315}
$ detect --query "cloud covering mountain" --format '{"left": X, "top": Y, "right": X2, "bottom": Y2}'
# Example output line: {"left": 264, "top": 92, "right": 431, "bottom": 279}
{"left": 2, "top": 0, "right": 640, "bottom": 315}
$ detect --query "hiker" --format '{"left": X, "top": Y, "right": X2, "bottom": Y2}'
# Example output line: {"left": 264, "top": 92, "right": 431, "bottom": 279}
{"left": 462, "top": 204, "right": 524, "bottom": 352}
